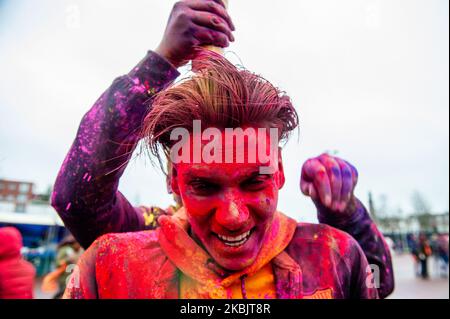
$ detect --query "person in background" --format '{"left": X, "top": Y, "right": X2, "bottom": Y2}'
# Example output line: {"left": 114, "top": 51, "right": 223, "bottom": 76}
{"left": 42, "top": 234, "right": 83, "bottom": 299}
{"left": 407, "top": 234, "right": 420, "bottom": 277}
{"left": 0, "top": 227, "right": 36, "bottom": 299}
{"left": 437, "top": 233, "right": 449, "bottom": 278}
{"left": 430, "top": 233, "right": 440, "bottom": 276}
{"left": 418, "top": 233, "right": 432, "bottom": 279}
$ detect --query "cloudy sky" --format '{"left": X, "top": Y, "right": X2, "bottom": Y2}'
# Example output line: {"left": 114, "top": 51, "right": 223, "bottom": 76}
{"left": 0, "top": 0, "right": 448, "bottom": 222}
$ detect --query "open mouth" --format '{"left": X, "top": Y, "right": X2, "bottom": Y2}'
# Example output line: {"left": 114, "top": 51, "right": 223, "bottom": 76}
{"left": 215, "top": 229, "right": 253, "bottom": 247}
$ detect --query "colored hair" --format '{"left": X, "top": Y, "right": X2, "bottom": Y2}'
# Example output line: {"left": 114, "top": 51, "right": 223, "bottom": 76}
{"left": 142, "top": 49, "right": 299, "bottom": 169}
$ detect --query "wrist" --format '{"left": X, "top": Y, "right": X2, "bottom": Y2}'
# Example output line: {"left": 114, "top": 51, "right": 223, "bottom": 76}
{"left": 317, "top": 196, "right": 364, "bottom": 228}
{"left": 342, "top": 195, "right": 358, "bottom": 217}
{"left": 127, "top": 50, "right": 180, "bottom": 96}
{"left": 154, "top": 45, "right": 181, "bottom": 69}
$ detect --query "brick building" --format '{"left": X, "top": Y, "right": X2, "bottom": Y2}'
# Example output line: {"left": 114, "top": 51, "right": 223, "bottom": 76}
{"left": 0, "top": 179, "right": 35, "bottom": 212}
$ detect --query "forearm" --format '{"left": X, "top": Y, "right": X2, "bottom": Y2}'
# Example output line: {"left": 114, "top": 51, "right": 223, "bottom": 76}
{"left": 51, "top": 51, "right": 179, "bottom": 248}
{"left": 318, "top": 198, "right": 394, "bottom": 298}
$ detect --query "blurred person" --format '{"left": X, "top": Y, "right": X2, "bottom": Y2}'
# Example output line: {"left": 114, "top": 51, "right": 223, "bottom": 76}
{"left": 0, "top": 227, "right": 36, "bottom": 299}
{"left": 42, "top": 235, "right": 83, "bottom": 299}
{"left": 52, "top": 1, "right": 394, "bottom": 298}
{"left": 437, "top": 234, "right": 449, "bottom": 277}
{"left": 418, "top": 233, "right": 432, "bottom": 279}
{"left": 430, "top": 233, "right": 440, "bottom": 276}
{"left": 407, "top": 234, "right": 421, "bottom": 277}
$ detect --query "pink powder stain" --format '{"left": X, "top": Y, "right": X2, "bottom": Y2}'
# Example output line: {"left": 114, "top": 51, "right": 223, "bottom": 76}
{"left": 86, "top": 106, "right": 99, "bottom": 121}
{"left": 66, "top": 202, "right": 72, "bottom": 211}
{"left": 132, "top": 77, "right": 140, "bottom": 85}
{"left": 80, "top": 145, "right": 92, "bottom": 155}
{"left": 130, "top": 84, "right": 146, "bottom": 94}
{"left": 82, "top": 172, "right": 92, "bottom": 182}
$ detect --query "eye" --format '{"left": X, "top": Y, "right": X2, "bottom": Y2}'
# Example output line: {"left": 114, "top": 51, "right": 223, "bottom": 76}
{"left": 241, "top": 175, "right": 270, "bottom": 192}
{"left": 188, "top": 179, "right": 221, "bottom": 196}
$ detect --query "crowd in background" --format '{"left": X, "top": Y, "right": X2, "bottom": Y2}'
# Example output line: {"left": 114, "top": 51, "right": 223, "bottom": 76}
{"left": 406, "top": 233, "right": 449, "bottom": 279}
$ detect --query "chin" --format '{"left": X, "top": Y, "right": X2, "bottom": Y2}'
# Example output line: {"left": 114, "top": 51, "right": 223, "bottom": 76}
{"left": 213, "top": 253, "right": 258, "bottom": 272}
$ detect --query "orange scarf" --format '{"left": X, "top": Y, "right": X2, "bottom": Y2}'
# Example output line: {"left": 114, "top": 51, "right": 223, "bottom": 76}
{"left": 158, "top": 208, "right": 297, "bottom": 299}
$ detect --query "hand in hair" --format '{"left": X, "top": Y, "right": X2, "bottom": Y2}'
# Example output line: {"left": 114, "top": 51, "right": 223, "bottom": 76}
{"left": 155, "top": 0, "right": 235, "bottom": 68}
{"left": 300, "top": 153, "right": 359, "bottom": 217}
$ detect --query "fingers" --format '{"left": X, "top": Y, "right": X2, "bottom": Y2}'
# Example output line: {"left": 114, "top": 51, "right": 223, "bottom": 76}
{"left": 308, "top": 184, "right": 318, "bottom": 201}
{"left": 192, "top": 26, "right": 230, "bottom": 48}
{"left": 160, "top": 0, "right": 234, "bottom": 67}
{"left": 318, "top": 154, "right": 342, "bottom": 211}
{"left": 300, "top": 178, "right": 315, "bottom": 198}
{"left": 300, "top": 183, "right": 320, "bottom": 204}
{"left": 186, "top": 0, "right": 235, "bottom": 31}
{"left": 301, "top": 154, "right": 359, "bottom": 212}
{"left": 191, "top": 10, "right": 234, "bottom": 42}
{"left": 336, "top": 158, "right": 353, "bottom": 212}
{"left": 300, "top": 171, "right": 319, "bottom": 202}
{"left": 302, "top": 158, "right": 332, "bottom": 207}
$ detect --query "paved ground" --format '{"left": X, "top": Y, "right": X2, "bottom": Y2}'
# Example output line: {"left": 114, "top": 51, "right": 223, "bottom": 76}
{"left": 34, "top": 277, "right": 54, "bottom": 299}
{"left": 34, "top": 253, "right": 448, "bottom": 299}
{"left": 388, "top": 253, "right": 449, "bottom": 299}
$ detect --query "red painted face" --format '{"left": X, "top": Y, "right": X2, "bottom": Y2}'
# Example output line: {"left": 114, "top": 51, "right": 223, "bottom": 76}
{"left": 170, "top": 127, "right": 285, "bottom": 271}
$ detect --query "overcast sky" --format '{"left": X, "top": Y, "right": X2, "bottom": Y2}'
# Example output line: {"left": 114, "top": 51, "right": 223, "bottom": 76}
{"left": 0, "top": 0, "right": 448, "bottom": 223}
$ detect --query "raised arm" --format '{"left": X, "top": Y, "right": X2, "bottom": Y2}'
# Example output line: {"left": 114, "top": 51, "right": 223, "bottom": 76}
{"left": 51, "top": 51, "right": 179, "bottom": 248}
{"left": 51, "top": 0, "right": 235, "bottom": 249}
{"left": 300, "top": 153, "right": 395, "bottom": 298}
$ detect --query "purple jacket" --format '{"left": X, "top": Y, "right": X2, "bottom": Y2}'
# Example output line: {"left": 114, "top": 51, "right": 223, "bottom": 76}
{"left": 51, "top": 50, "right": 394, "bottom": 298}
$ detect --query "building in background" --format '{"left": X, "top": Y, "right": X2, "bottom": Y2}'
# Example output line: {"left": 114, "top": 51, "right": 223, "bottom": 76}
{"left": 0, "top": 179, "right": 35, "bottom": 212}
{"left": 376, "top": 212, "right": 449, "bottom": 235}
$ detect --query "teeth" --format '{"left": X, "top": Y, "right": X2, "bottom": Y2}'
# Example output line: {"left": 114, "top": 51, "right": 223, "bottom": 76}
{"left": 217, "top": 230, "right": 251, "bottom": 247}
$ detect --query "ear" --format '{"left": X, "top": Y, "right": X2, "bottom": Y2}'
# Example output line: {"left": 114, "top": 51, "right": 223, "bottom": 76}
{"left": 167, "top": 163, "right": 183, "bottom": 207}
{"left": 170, "top": 163, "right": 181, "bottom": 196}
{"left": 166, "top": 172, "right": 173, "bottom": 194}
{"left": 276, "top": 148, "right": 285, "bottom": 189}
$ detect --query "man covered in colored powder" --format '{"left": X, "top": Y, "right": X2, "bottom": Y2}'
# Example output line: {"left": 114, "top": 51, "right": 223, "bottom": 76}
{"left": 52, "top": 0, "right": 394, "bottom": 298}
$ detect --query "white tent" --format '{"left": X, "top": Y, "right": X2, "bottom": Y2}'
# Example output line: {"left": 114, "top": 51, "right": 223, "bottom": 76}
{"left": 0, "top": 211, "right": 64, "bottom": 227}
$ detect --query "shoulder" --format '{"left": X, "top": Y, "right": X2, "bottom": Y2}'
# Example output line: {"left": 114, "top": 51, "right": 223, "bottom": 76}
{"left": 77, "top": 230, "right": 162, "bottom": 270}
{"left": 93, "top": 230, "right": 161, "bottom": 256}
{"left": 286, "top": 222, "right": 369, "bottom": 288}
{"left": 288, "top": 222, "right": 361, "bottom": 258}
{"left": 72, "top": 230, "right": 166, "bottom": 296}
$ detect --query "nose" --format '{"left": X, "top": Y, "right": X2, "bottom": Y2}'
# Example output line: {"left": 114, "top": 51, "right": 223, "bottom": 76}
{"left": 214, "top": 195, "right": 250, "bottom": 232}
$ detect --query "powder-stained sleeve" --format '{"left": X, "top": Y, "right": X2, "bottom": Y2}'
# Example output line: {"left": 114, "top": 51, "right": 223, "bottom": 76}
{"left": 318, "top": 199, "right": 395, "bottom": 298}
{"left": 343, "top": 235, "right": 379, "bottom": 299}
{"left": 51, "top": 51, "right": 180, "bottom": 249}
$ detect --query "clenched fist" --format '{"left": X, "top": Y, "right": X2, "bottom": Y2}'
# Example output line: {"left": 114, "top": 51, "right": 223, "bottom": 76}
{"left": 155, "top": 0, "right": 235, "bottom": 68}
{"left": 300, "top": 153, "right": 359, "bottom": 215}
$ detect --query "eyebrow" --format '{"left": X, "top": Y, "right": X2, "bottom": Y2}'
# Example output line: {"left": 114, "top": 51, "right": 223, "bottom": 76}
{"left": 182, "top": 171, "right": 221, "bottom": 184}
{"left": 182, "top": 168, "right": 270, "bottom": 182}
